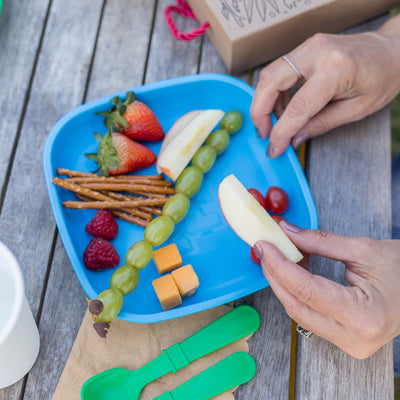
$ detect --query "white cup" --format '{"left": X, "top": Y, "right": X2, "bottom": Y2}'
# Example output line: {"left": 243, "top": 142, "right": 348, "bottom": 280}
{"left": 0, "top": 241, "right": 40, "bottom": 388}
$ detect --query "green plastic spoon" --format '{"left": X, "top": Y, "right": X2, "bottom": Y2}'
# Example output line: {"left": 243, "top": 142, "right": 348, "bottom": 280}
{"left": 81, "top": 305, "right": 260, "bottom": 400}
{"left": 154, "top": 351, "right": 256, "bottom": 400}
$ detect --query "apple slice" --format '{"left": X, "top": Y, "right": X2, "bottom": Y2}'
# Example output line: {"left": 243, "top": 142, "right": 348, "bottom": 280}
{"left": 156, "top": 110, "right": 202, "bottom": 174}
{"left": 157, "top": 109, "right": 225, "bottom": 181}
{"left": 218, "top": 174, "right": 303, "bottom": 263}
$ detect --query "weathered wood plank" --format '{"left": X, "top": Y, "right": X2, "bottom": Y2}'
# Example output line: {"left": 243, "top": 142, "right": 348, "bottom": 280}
{"left": 0, "top": 0, "right": 103, "bottom": 399}
{"left": 144, "top": 0, "right": 202, "bottom": 83}
{"left": 296, "top": 16, "right": 393, "bottom": 400}
{"left": 85, "top": 0, "right": 156, "bottom": 101}
{"left": 0, "top": 0, "right": 50, "bottom": 196}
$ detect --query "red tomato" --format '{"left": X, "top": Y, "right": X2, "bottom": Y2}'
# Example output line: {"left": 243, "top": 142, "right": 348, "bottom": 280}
{"left": 248, "top": 188, "right": 267, "bottom": 209}
{"left": 265, "top": 187, "right": 289, "bottom": 214}
{"left": 250, "top": 247, "right": 261, "bottom": 265}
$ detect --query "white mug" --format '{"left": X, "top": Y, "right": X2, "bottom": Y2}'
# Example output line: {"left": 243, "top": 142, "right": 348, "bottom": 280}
{"left": 0, "top": 241, "right": 40, "bottom": 388}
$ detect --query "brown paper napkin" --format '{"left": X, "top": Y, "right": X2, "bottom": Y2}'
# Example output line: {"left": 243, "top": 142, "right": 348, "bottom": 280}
{"left": 53, "top": 305, "right": 250, "bottom": 400}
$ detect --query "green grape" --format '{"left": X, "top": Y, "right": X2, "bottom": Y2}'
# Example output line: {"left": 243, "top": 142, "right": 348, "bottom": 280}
{"left": 144, "top": 215, "right": 175, "bottom": 246}
{"left": 175, "top": 166, "right": 203, "bottom": 198}
{"left": 192, "top": 145, "right": 217, "bottom": 173}
{"left": 206, "top": 130, "right": 230, "bottom": 154}
{"left": 94, "top": 288, "right": 123, "bottom": 322}
{"left": 125, "top": 240, "right": 153, "bottom": 270}
{"left": 110, "top": 265, "right": 139, "bottom": 296}
{"left": 162, "top": 193, "right": 190, "bottom": 223}
{"left": 220, "top": 110, "right": 244, "bottom": 134}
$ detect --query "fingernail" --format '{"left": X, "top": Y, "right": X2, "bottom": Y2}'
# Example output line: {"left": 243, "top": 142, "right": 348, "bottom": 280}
{"left": 255, "top": 127, "right": 263, "bottom": 139}
{"left": 253, "top": 242, "right": 264, "bottom": 260}
{"left": 281, "top": 220, "right": 302, "bottom": 232}
{"left": 292, "top": 130, "right": 308, "bottom": 149}
{"left": 267, "top": 143, "right": 275, "bottom": 158}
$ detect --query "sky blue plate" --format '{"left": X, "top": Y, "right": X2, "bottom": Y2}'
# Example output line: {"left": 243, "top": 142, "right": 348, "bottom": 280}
{"left": 43, "top": 73, "right": 318, "bottom": 323}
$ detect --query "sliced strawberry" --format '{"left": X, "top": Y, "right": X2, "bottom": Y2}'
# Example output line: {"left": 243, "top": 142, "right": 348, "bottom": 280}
{"left": 97, "top": 91, "right": 164, "bottom": 142}
{"left": 85, "top": 130, "right": 157, "bottom": 176}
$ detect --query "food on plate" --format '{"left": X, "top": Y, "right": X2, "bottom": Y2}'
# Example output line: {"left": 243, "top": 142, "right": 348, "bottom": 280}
{"left": 171, "top": 264, "right": 199, "bottom": 297}
{"left": 85, "top": 210, "right": 119, "bottom": 240}
{"left": 83, "top": 237, "right": 120, "bottom": 271}
{"left": 218, "top": 174, "right": 303, "bottom": 263}
{"left": 249, "top": 247, "right": 261, "bottom": 265}
{"left": 89, "top": 288, "right": 124, "bottom": 337}
{"left": 85, "top": 130, "right": 157, "bottom": 176}
{"left": 88, "top": 110, "right": 244, "bottom": 336}
{"left": 152, "top": 243, "right": 182, "bottom": 274}
{"left": 205, "top": 129, "right": 230, "bottom": 155}
{"left": 125, "top": 240, "right": 153, "bottom": 270}
{"left": 247, "top": 188, "right": 267, "bottom": 210}
{"left": 220, "top": 110, "right": 244, "bottom": 134}
{"left": 162, "top": 193, "right": 190, "bottom": 223}
{"left": 156, "top": 110, "right": 202, "bottom": 174}
{"left": 53, "top": 169, "right": 174, "bottom": 227}
{"left": 191, "top": 145, "right": 217, "bottom": 173}
{"left": 144, "top": 216, "right": 175, "bottom": 247}
{"left": 152, "top": 274, "right": 182, "bottom": 310}
{"left": 97, "top": 91, "right": 164, "bottom": 142}
{"left": 265, "top": 186, "right": 289, "bottom": 215}
{"left": 110, "top": 264, "right": 139, "bottom": 296}
{"left": 156, "top": 109, "right": 225, "bottom": 181}
{"left": 175, "top": 166, "right": 203, "bottom": 198}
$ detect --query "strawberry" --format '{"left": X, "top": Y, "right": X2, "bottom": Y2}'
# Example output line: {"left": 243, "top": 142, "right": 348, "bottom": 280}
{"left": 97, "top": 91, "right": 164, "bottom": 142}
{"left": 85, "top": 210, "right": 118, "bottom": 240}
{"left": 85, "top": 130, "right": 157, "bottom": 176}
{"left": 83, "top": 237, "right": 120, "bottom": 271}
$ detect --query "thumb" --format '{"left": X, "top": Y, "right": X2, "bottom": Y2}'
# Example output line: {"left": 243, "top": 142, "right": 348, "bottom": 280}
{"left": 279, "top": 220, "right": 360, "bottom": 263}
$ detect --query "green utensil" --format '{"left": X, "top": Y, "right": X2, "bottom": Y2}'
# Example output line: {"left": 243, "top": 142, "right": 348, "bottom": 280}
{"left": 154, "top": 351, "right": 256, "bottom": 400}
{"left": 81, "top": 305, "right": 260, "bottom": 400}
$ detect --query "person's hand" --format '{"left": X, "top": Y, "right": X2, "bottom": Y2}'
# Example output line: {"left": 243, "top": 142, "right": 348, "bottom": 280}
{"left": 250, "top": 19, "right": 400, "bottom": 158}
{"left": 254, "top": 220, "right": 400, "bottom": 359}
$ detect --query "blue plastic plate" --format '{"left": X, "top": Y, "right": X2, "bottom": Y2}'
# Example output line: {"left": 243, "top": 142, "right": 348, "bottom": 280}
{"left": 43, "top": 73, "right": 318, "bottom": 323}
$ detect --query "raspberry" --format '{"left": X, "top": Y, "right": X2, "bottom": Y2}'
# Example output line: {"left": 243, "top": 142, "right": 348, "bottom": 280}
{"left": 85, "top": 210, "right": 118, "bottom": 240}
{"left": 83, "top": 237, "right": 120, "bottom": 271}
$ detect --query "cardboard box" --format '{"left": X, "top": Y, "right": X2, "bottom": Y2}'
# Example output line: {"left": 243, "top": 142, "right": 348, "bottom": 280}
{"left": 187, "top": 0, "right": 400, "bottom": 73}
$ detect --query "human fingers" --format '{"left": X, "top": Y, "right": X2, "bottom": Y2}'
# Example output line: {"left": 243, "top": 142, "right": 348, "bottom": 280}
{"left": 251, "top": 58, "right": 303, "bottom": 139}
{"left": 278, "top": 220, "right": 367, "bottom": 264}
{"left": 259, "top": 249, "right": 344, "bottom": 340}
{"left": 291, "top": 97, "right": 370, "bottom": 148}
{"left": 254, "top": 239, "right": 354, "bottom": 323}
{"left": 267, "top": 74, "right": 337, "bottom": 158}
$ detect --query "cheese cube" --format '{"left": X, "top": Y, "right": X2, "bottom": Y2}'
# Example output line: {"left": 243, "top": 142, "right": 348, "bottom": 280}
{"left": 171, "top": 264, "right": 199, "bottom": 298}
{"left": 153, "top": 243, "right": 182, "bottom": 274}
{"left": 152, "top": 274, "right": 182, "bottom": 310}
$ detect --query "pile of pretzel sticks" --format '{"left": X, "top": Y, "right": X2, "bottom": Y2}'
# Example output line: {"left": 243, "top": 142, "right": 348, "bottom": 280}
{"left": 52, "top": 168, "right": 175, "bottom": 227}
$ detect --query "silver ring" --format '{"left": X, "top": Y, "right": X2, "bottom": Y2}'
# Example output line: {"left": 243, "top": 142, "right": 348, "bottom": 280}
{"left": 296, "top": 324, "right": 314, "bottom": 338}
{"left": 282, "top": 55, "right": 304, "bottom": 82}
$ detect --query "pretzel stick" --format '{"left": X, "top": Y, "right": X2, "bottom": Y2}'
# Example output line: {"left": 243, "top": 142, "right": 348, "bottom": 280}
{"left": 111, "top": 210, "right": 149, "bottom": 227}
{"left": 66, "top": 177, "right": 173, "bottom": 187}
{"left": 75, "top": 193, "right": 153, "bottom": 221}
{"left": 63, "top": 198, "right": 168, "bottom": 209}
{"left": 56, "top": 168, "right": 163, "bottom": 180}
{"left": 105, "top": 192, "right": 164, "bottom": 216}
{"left": 78, "top": 183, "right": 175, "bottom": 195}
{"left": 134, "top": 191, "right": 166, "bottom": 199}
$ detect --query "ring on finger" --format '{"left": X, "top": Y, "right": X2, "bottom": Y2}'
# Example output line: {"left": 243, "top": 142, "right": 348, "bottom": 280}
{"left": 296, "top": 324, "right": 314, "bottom": 338}
{"left": 282, "top": 55, "right": 305, "bottom": 83}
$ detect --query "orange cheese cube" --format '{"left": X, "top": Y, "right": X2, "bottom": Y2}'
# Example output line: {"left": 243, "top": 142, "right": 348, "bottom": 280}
{"left": 171, "top": 264, "right": 199, "bottom": 298}
{"left": 153, "top": 243, "right": 182, "bottom": 274}
{"left": 152, "top": 274, "right": 182, "bottom": 310}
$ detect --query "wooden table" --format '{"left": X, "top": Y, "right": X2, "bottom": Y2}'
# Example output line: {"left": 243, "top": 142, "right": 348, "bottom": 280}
{"left": 0, "top": 1, "right": 393, "bottom": 399}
